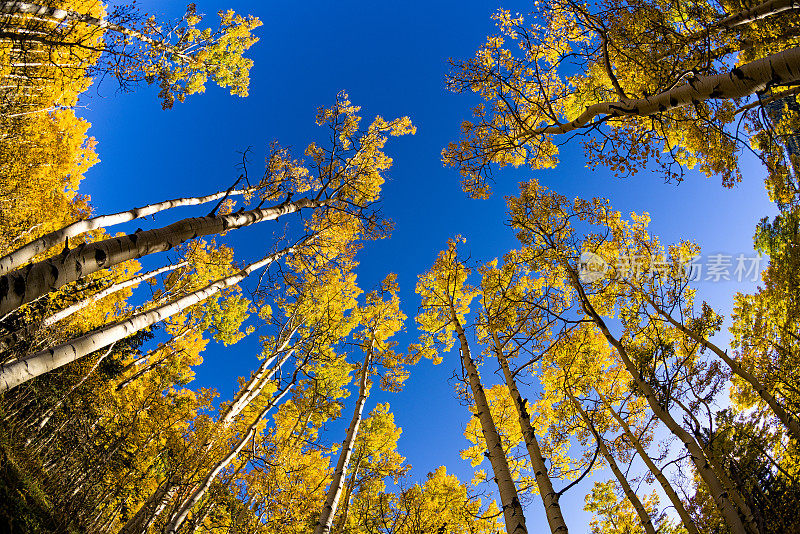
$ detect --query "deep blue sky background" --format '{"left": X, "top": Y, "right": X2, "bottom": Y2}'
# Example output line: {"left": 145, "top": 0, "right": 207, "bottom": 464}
{"left": 77, "top": 0, "right": 777, "bottom": 528}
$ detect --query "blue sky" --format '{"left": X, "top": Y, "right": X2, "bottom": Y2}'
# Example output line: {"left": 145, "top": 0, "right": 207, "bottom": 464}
{"left": 78, "top": 0, "right": 778, "bottom": 528}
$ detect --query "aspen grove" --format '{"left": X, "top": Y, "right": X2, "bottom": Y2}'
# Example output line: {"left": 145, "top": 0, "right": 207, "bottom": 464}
{"left": 1, "top": 0, "right": 799, "bottom": 533}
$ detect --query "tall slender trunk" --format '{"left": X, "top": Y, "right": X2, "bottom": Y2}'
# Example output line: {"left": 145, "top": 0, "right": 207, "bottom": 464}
{"left": 522, "top": 47, "right": 800, "bottom": 137}
{"left": 163, "top": 383, "right": 294, "bottom": 534}
{"left": 637, "top": 289, "right": 800, "bottom": 442}
{"left": 42, "top": 261, "right": 187, "bottom": 327}
{"left": 451, "top": 302, "right": 527, "bottom": 534}
{"left": 119, "top": 475, "right": 177, "bottom": 534}
{"left": 219, "top": 323, "right": 299, "bottom": 428}
{"left": 114, "top": 354, "right": 170, "bottom": 392}
{"left": 674, "top": 395, "right": 760, "bottom": 534}
{"left": 492, "top": 331, "right": 567, "bottom": 534}
{"left": 314, "top": 347, "right": 372, "bottom": 534}
{"left": 334, "top": 450, "right": 363, "bottom": 534}
{"left": 0, "top": 195, "right": 323, "bottom": 316}
{"left": 567, "top": 390, "right": 656, "bottom": 534}
{"left": 0, "top": 244, "right": 297, "bottom": 391}
{"left": 122, "top": 331, "right": 298, "bottom": 533}
{"left": 0, "top": 187, "right": 255, "bottom": 275}
{"left": 561, "top": 264, "right": 750, "bottom": 534}
{"left": 594, "top": 389, "right": 699, "bottom": 534}
{"left": 654, "top": 0, "right": 800, "bottom": 61}
{"left": 118, "top": 329, "right": 192, "bottom": 375}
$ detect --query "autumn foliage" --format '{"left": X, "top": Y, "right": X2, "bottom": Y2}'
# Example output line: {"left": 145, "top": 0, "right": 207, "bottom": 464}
{"left": 1, "top": 1, "right": 799, "bottom": 534}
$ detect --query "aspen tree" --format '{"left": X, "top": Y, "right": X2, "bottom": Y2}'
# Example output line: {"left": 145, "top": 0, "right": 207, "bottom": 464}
{"left": 414, "top": 238, "right": 528, "bottom": 534}
{"left": 314, "top": 274, "right": 410, "bottom": 534}
{"left": 478, "top": 258, "right": 570, "bottom": 534}
{"left": 0, "top": 95, "right": 413, "bottom": 317}
{"left": 594, "top": 388, "right": 700, "bottom": 534}
{"left": 333, "top": 404, "right": 409, "bottom": 534}
{"left": 625, "top": 276, "right": 800, "bottom": 443}
{"left": 150, "top": 198, "right": 369, "bottom": 532}
{"left": 163, "top": 380, "right": 295, "bottom": 534}
{"left": 566, "top": 389, "right": 657, "bottom": 534}
{"left": 508, "top": 180, "right": 756, "bottom": 534}
{"left": 0, "top": 243, "right": 297, "bottom": 391}
{"left": 445, "top": 0, "right": 800, "bottom": 197}
{"left": 41, "top": 261, "right": 188, "bottom": 327}
{"left": 0, "top": 1, "right": 262, "bottom": 108}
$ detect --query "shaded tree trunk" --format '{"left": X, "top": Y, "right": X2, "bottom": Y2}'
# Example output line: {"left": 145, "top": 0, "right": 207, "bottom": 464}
{"left": 0, "top": 186, "right": 254, "bottom": 275}
{"left": 637, "top": 288, "right": 800, "bottom": 443}
{"left": 560, "top": 262, "right": 751, "bottom": 534}
{"left": 492, "top": 331, "right": 567, "bottom": 534}
{"left": 567, "top": 390, "right": 656, "bottom": 534}
{"left": 451, "top": 302, "right": 527, "bottom": 534}
{"left": 595, "top": 388, "right": 700, "bottom": 534}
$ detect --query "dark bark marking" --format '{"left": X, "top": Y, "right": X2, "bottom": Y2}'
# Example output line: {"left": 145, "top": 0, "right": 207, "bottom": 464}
{"left": 13, "top": 275, "right": 25, "bottom": 297}
{"left": 95, "top": 248, "right": 107, "bottom": 267}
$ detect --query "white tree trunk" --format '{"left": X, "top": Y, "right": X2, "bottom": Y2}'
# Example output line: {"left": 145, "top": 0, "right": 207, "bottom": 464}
{"left": 0, "top": 245, "right": 298, "bottom": 392}
{"left": 123, "top": 326, "right": 299, "bottom": 531}
{"left": 219, "top": 323, "right": 299, "bottom": 427}
{"left": 334, "top": 451, "right": 363, "bottom": 534}
{"left": 41, "top": 261, "right": 187, "bottom": 327}
{"left": 0, "top": 1, "right": 195, "bottom": 61}
{"left": 523, "top": 47, "right": 800, "bottom": 137}
{"left": 493, "top": 332, "right": 567, "bottom": 534}
{"left": 637, "top": 288, "right": 800, "bottom": 443}
{"left": 163, "top": 383, "right": 294, "bottom": 534}
{"left": 564, "top": 267, "right": 751, "bottom": 534}
{"left": 118, "top": 477, "right": 177, "bottom": 534}
{"left": 314, "top": 347, "right": 372, "bottom": 534}
{"left": 0, "top": 187, "right": 257, "bottom": 275}
{"left": 595, "top": 388, "right": 700, "bottom": 534}
{"left": 568, "top": 391, "right": 656, "bottom": 534}
{"left": 452, "top": 304, "right": 528, "bottom": 534}
{"left": 0, "top": 196, "right": 323, "bottom": 317}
